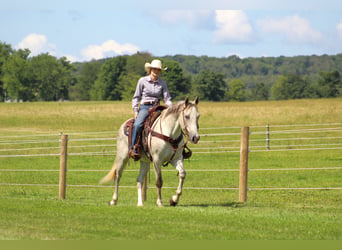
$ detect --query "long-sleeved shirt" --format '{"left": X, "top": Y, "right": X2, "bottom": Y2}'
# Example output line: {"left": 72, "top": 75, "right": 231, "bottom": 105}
{"left": 132, "top": 75, "right": 172, "bottom": 112}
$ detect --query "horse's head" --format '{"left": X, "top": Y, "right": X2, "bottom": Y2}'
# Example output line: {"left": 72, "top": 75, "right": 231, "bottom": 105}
{"left": 182, "top": 96, "right": 200, "bottom": 144}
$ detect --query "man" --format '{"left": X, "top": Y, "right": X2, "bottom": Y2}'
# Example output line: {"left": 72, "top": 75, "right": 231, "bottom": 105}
{"left": 130, "top": 59, "right": 172, "bottom": 158}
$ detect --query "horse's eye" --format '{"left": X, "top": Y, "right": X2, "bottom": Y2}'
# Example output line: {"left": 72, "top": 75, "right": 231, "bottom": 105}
{"left": 185, "top": 115, "right": 190, "bottom": 119}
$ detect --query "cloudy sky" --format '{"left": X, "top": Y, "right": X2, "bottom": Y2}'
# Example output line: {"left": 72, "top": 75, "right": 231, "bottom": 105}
{"left": 1, "top": 0, "right": 342, "bottom": 62}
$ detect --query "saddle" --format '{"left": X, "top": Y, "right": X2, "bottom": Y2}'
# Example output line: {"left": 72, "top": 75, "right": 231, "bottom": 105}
{"left": 124, "top": 105, "right": 192, "bottom": 163}
{"left": 124, "top": 105, "right": 167, "bottom": 161}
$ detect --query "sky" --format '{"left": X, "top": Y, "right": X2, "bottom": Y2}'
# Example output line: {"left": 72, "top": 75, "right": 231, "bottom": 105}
{"left": 1, "top": 0, "right": 342, "bottom": 62}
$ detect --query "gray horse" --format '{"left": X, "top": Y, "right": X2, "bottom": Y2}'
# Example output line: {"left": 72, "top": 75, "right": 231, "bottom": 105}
{"left": 100, "top": 97, "right": 200, "bottom": 207}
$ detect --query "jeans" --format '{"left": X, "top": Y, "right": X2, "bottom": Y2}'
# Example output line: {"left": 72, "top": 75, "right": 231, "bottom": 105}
{"left": 131, "top": 105, "right": 152, "bottom": 150}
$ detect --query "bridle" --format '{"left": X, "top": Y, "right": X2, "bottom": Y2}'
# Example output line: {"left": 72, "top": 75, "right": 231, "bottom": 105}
{"left": 181, "top": 108, "right": 190, "bottom": 140}
{"left": 148, "top": 105, "right": 196, "bottom": 166}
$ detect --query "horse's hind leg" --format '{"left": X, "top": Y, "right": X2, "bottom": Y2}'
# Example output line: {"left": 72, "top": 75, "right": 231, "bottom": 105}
{"left": 136, "top": 161, "right": 149, "bottom": 207}
{"left": 110, "top": 166, "right": 120, "bottom": 206}
{"left": 109, "top": 157, "right": 127, "bottom": 206}
{"left": 110, "top": 174, "right": 119, "bottom": 205}
{"left": 99, "top": 121, "right": 133, "bottom": 206}
{"left": 107, "top": 124, "right": 129, "bottom": 206}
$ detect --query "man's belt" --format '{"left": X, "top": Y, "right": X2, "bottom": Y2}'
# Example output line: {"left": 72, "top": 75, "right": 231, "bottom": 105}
{"left": 143, "top": 101, "right": 158, "bottom": 105}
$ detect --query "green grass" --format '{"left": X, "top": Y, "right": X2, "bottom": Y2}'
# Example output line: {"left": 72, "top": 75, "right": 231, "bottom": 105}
{"left": 0, "top": 99, "right": 341, "bottom": 239}
{"left": 0, "top": 186, "right": 341, "bottom": 240}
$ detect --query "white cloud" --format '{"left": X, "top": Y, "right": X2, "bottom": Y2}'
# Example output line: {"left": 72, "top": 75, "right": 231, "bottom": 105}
{"left": 16, "top": 33, "right": 56, "bottom": 56}
{"left": 258, "top": 15, "right": 322, "bottom": 44}
{"left": 213, "top": 10, "right": 255, "bottom": 44}
{"left": 16, "top": 35, "right": 140, "bottom": 62}
{"left": 81, "top": 40, "right": 140, "bottom": 61}
{"left": 337, "top": 20, "right": 342, "bottom": 39}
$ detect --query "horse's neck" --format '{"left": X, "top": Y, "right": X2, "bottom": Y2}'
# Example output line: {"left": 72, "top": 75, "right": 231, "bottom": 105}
{"left": 157, "top": 112, "right": 181, "bottom": 137}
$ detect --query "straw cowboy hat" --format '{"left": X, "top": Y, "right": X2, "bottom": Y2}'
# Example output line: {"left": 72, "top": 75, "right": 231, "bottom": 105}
{"left": 144, "top": 59, "right": 167, "bottom": 72}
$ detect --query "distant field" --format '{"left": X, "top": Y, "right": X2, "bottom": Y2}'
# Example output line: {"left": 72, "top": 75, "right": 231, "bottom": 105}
{"left": 0, "top": 99, "right": 341, "bottom": 240}
{"left": 1, "top": 98, "right": 342, "bottom": 133}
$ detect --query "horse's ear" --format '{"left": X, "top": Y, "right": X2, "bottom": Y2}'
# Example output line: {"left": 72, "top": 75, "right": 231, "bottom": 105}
{"left": 194, "top": 96, "right": 199, "bottom": 105}
{"left": 184, "top": 96, "right": 189, "bottom": 106}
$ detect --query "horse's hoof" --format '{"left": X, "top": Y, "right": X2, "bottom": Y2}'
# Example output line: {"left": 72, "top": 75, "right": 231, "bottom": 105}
{"left": 157, "top": 200, "right": 164, "bottom": 207}
{"left": 169, "top": 198, "right": 178, "bottom": 207}
{"left": 108, "top": 200, "right": 117, "bottom": 206}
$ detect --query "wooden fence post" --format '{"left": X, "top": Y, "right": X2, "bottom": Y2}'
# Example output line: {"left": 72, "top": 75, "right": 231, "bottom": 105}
{"left": 239, "top": 127, "right": 249, "bottom": 202}
{"left": 59, "top": 134, "right": 68, "bottom": 200}
{"left": 266, "top": 124, "right": 270, "bottom": 150}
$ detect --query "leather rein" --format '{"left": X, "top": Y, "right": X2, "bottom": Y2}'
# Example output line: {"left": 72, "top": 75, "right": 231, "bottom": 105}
{"left": 148, "top": 108, "right": 190, "bottom": 166}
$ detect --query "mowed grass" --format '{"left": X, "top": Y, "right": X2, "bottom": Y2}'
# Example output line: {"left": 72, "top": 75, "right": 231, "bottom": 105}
{"left": 0, "top": 99, "right": 341, "bottom": 240}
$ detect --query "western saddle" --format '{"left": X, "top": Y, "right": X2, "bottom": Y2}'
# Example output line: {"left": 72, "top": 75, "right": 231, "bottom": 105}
{"left": 124, "top": 105, "right": 192, "bottom": 164}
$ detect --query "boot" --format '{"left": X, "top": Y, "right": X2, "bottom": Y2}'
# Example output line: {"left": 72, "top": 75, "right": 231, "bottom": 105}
{"left": 129, "top": 144, "right": 141, "bottom": 161}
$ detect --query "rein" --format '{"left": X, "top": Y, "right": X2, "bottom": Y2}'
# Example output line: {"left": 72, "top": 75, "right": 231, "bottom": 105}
{"left": 148, "top": 108, "right": 190, "bottom": 167}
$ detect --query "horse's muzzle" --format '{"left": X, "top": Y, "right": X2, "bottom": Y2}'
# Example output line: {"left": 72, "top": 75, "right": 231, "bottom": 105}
{"left": 192, "top": 135, "right": 200, "bottom": 144}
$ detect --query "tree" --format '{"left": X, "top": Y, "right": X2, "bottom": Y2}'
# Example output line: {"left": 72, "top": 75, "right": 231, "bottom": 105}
{"left": 56, "top": 56, "right": 75, "bottom": 101}
{"left": 0, "top": 42, "right": 13, "bottom": 101}
{"left": 250, "top": 82, "right": 269, "bottom": 101}
{"left": 30, "top": 54, "right": 57, "bottom": 100}
{"left": 119, "top": 73, "right": 141, "bottom": 101}
{"left": 90, "top": 56, "right": 126, "bottom": 100}
{"left": 162, "top": 60, "right": 191, "bottom": 101}
{"left": 125, "top": 52, "right": 152, "bottom": 76}
{"left": 317, "top": 70, "right": 341, "bottom": 98}
{"left": 2, "top": 49, "right": 31, "bottom": 101}
{"left": 195, "top": 70, "right": 226, "bottom": 101}
{"left": 72, "top": 60, "right": 101, "bottom": 100}
{"left": 30, "top": 54, "right": 74, "bottom": 101}
{"left": 271, "top": 74, "right": 311, "bottom": 100}
{"left": 226, "top": 79, "right": 247, "bottom": 101}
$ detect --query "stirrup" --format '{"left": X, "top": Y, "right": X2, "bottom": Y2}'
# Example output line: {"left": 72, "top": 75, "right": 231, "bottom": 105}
{"left": 129, "top": 145, "right": 141, "bottom": 161}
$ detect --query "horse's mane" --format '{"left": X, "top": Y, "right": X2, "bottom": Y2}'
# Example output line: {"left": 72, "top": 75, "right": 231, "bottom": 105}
{"left": 161, "top": 100, "right": 195, "bottom": 118}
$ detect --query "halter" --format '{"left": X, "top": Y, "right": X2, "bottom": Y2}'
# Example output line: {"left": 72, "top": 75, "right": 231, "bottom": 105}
{"left": 148, "top": 105, "right": 194, "bottom": 166}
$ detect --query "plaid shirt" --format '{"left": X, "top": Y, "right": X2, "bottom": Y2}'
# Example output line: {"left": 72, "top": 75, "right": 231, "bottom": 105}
{"left": 132, "top": 75, "right": 172, "bottom": 112}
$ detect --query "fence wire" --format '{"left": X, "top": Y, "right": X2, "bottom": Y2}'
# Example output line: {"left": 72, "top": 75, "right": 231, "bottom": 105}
{"left": 2, "top": 123, "right": 342, "bottom": 157}
{"left": 1, "top": 123, "right": 341, "bottom": 191}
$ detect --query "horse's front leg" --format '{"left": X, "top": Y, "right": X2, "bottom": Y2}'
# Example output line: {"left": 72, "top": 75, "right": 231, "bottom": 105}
{"left": 153, "top": 163, "right": 164, "bottom": 207}
{"left": 136, "top": 161, "right": 149, "bottom": 207}
{"left": 170, "top": 159, "right": 186, "bottom": 206}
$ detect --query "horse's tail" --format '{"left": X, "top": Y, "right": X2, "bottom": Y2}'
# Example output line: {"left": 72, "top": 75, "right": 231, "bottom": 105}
{"left": 99, "top": 159, "right": 118, "bottom": 185}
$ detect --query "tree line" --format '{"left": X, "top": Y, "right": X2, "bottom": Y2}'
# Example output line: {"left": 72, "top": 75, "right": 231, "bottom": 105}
{"left": 0, "top": 42, "right": 73, "bottom": 102}
{"left": 1, "top": 41, "right": 341, "bottom": 102}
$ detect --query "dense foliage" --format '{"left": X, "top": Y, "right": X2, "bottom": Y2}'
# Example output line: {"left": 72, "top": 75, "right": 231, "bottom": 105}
{"left": 1, "top": 41, "right": 342, "bottom": 102}
{"left": 0, "top": 42, "right": 74, "bottom": 102}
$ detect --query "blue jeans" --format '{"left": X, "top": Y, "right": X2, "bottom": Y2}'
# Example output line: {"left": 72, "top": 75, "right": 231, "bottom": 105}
{"left": 131, "top": 105, "right": 152, "bottom": 149}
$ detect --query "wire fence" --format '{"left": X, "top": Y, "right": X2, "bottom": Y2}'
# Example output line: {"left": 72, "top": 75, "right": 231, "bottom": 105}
{"left": 1, "top": 123, "right": 342, "bottom": 191}
{"left": 1, "top": 122, "right": 341, "bottom": 157}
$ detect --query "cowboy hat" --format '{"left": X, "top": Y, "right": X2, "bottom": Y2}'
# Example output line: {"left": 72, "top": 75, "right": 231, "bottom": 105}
{"left": 144, "top": 59, "right": 167, "bottom": 72}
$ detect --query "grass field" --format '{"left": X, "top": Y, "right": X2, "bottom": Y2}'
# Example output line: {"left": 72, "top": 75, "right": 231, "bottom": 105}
{"left": 0, "top": 99, "right": 341, "bottom": 240}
